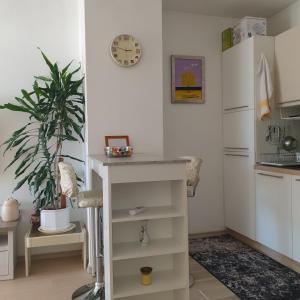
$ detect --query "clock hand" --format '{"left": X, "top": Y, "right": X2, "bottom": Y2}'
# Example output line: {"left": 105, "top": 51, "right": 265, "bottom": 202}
{"left": 116, "top": 46, "right": 127, "bottom": 51}
{"left": 125, "top": 49, "right": 133, "bottom": 52}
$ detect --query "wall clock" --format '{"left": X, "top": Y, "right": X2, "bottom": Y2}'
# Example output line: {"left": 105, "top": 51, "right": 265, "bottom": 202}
{"left": 110, "top": 34, "right": 142, "bottom": 67}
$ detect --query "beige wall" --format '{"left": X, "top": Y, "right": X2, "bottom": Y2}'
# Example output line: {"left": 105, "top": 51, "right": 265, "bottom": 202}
{"left": 163, "top": 11, "right": 237, "bottom": 233}
{"left": 84, "top": 0, "right": 164, "bottom": 156}
{"left": 269, "top": 0, "right": 300, "bottom": 36}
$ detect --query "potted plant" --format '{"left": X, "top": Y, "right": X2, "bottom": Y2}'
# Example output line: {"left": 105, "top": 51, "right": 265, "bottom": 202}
{"left": 0, "top": 51, "right": 85, "bottom": 231}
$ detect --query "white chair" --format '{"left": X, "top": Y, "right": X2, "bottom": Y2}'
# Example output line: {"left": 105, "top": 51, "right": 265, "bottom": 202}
{"left": 58, "top": 162, "right": 105, "bottom": 300}
{"left": 182, "top": 156, "right": 202, "bottom": 287}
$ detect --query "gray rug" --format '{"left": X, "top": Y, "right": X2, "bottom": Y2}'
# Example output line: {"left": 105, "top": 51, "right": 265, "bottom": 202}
{"left": 189, "top": 234, "right": 300, "bottom": 300}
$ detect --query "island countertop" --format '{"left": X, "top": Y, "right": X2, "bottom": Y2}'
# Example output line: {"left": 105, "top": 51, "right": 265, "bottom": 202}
{"left": 89, "top": 154, "right": 190, "bottom": 166}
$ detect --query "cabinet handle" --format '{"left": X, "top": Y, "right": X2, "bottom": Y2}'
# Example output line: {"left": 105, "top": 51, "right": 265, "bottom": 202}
{"left": 257, "top": 172, "right": 284, "bottom": 179}
{"left": 224, "top": 154, "right": 249, "bottom": 157}
{"left": 224, "top": 105, "right": 249, "bottom": 111}
{"left": 224, "top": 147, "right": 249, "bottom": 150}
{"left": 295, "top": 179, "right": 300, "bottom": 182}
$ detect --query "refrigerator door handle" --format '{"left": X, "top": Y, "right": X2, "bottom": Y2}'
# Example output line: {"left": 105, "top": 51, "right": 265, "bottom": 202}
{"left": 224, "top": 153, "right": 250, "bottom": 158}
{"left": 224, "top": 147, "right": 249, "bottom": 151}
{"left": 224, "top": 105, "right": 249, "bottom": 111}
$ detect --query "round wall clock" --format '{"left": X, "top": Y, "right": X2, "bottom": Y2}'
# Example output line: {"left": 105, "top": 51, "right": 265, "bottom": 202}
{"left": 110, "top": 34, "right": 142, "bottom": 67}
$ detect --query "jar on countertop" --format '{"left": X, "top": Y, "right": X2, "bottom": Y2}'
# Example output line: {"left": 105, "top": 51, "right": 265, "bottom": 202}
{"left": 1, "top": 198, "right": 20, "bottom": 222}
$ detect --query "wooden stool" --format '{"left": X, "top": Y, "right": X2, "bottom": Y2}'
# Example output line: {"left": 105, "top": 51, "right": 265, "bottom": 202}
{"left": 24, "top": 221, "right": 87, "bottom": 277}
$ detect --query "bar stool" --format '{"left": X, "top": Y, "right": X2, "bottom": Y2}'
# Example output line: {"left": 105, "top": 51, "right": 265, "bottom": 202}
{"left": 58, "top": 162, "right": 105, "bottom": 300}
{"left": 182, "top": 156, "right": 202, "bottom": 287}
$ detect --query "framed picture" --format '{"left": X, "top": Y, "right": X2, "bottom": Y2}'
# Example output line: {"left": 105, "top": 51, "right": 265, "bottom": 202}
{"left": 105, "top": 135, "right": 130, "bottom": 147}
{"left": 171, "top": 55, "right": 205, "bottom": 104}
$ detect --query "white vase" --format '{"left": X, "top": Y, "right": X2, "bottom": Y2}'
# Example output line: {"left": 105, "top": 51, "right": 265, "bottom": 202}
{"left": 1, "top": 198, "right": 20, "bottom": 222}
{"left": 40, "top": 208, "right": 70, "bottom": 231}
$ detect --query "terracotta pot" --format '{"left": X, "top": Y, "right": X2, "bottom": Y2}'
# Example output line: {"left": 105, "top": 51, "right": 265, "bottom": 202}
{"left": 30, "top": 213, "right": 40, "bottom": 230}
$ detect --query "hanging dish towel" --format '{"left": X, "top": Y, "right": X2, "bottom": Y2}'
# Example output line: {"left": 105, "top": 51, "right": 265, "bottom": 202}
{"left": 257, "top": 53, "right": 273, "bottom": 120}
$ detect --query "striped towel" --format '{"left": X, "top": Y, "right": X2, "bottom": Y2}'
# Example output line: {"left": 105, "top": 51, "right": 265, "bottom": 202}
{"left": 257, "top": 53, "right": 273, "bottom": 120}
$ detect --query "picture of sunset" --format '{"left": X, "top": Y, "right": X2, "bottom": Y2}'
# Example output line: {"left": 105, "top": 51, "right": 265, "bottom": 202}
{"left": 172, "top": 56, "right": 205, "bottom": 103}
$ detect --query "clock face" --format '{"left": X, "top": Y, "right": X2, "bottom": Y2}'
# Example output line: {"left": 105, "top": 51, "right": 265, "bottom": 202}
{"left": 110, "top": 34, "right": 142, "bottom": 67}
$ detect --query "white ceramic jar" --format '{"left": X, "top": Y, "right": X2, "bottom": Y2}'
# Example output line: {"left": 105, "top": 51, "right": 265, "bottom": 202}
{"left": 1, "top": 198, "right": 20, "bottom": 222}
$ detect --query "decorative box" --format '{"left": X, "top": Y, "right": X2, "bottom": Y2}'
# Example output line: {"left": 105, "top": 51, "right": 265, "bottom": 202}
{"left": 104, "top": 146, "right": 133, "bottom": 158}
{"left": 233, "top": 16, "right": 267, "bottom": 45}
{"left": 222, "top": 28, "right": 233, "bottom": 52}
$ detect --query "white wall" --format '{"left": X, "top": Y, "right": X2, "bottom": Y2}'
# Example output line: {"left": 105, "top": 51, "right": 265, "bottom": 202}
{"left": 0, "top": 0, "right": 83, "bottom": 255}
{"left": 163, "top": 11, "right": 237, "bottom": 234}
{"left": 269, "top": 0, "right": 300, "bottom": 35}
{"left": 84, "top": 0, "right": 164, "bottom": 156}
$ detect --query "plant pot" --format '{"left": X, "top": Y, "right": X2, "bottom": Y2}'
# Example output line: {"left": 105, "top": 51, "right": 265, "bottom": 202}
{"left": 30, "top": 212, "right": 40, "bottom": 230}
{"left": 40, "top": 208, "right": 70, "bottom": 231}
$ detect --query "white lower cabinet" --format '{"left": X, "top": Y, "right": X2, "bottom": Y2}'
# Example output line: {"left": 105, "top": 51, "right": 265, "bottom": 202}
{"left": 224, "top": 153, "right": 255, "bottom": 239}
{"left": 292, "top": 176, "right": 300, "bottom": 262}
{"left": 256, "top": 171, "right": 292, "bottom": 257}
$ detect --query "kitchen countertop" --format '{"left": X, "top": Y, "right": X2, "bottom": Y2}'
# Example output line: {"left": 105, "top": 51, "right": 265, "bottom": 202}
{"left": 255, "top": 164, "right": 300, "bottom": 176}
{"left": 89, "top": 154, "right": 190, "bottom": 166}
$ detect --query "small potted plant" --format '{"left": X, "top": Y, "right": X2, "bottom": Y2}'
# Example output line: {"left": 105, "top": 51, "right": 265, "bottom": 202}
{"left": 0, "top": 51, "right": 85, "bottom": 231}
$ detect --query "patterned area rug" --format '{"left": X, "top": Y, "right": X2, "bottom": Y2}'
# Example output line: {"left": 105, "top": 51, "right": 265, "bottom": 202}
{"left": 189, "top": 234, "right": 300, "bottom": 300}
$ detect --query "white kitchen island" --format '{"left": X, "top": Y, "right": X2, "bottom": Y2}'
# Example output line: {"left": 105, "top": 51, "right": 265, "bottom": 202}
{"left": 88, "top": 154, "right": 190, "bottom": 300}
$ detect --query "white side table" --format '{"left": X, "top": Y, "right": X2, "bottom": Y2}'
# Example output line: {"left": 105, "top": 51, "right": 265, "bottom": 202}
{"left": 24, "top": 221, "right": 87, "bottom": 277}
{"left": 0, "top": 219, "right": 19, "bottom": 280}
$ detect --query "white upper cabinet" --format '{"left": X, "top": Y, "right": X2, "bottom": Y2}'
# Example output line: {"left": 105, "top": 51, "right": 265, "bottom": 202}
{"left": 275, "top": 26, "right": 300, "bottom": 105}
{"left": 256, "top": 171, "right": 292, "bottom": 257}
{"left": 222, "top": 36, "right": 274, "bottom": 112}
{"left": 223, "top": 38, "right": 254, "bottom": 111}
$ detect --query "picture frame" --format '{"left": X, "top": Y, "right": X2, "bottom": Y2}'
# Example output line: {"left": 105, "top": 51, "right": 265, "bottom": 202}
{"left": 105, "top": 135, "right": 130, "bottom": 147}
{"left": 171, "top": 55, "right": 205, "bottom": 104}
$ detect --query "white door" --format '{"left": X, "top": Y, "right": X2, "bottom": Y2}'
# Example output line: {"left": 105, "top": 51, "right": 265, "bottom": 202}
{"left": 292, "top": 176, "right": 300, "bottom": 262}
{"left": 224, "top": 152, "right": 255, "bottom": 239}
{"left": 222, "top": 38, "right": 254, "bottom": 111}
{"left": 223, "top": 109, "right": 255, "bottom": 152}
{"left": 256, "top": 171, "right": 292, "bottom": 257}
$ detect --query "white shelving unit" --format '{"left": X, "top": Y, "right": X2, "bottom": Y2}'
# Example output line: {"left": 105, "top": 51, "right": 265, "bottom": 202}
{"left": 89, "top": 154, "right": 190, "bottom": 300}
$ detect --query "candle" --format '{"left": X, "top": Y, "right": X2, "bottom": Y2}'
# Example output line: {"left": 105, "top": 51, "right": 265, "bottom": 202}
{"left": 140, "top": 267, "right": 153, "bottom": 286}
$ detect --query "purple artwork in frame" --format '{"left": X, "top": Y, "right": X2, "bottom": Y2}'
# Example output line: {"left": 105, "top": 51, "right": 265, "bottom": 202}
{"left": 171, "top": 55, "right": 205, "bottom": 104}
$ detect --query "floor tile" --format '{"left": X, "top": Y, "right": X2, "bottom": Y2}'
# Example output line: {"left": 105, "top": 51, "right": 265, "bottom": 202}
{"left": 192, "top": 270, "right": 214, "bottom": 282}
{"left": 194, "top": 278, "right": 236, "bottom": 300}
{"left": 189, "top": 288, "right": 208, "bottom": 300}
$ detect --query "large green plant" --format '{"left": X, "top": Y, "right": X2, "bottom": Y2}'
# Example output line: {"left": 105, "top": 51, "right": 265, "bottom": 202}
{"left": 0, "top": 51, "right": 85, "bottom": 210}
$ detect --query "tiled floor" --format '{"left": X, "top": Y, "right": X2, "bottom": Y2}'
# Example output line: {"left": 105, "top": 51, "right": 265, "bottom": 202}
{"left": 189, "top": 257, "right": 239, "bottom": 300}
{"left": 0, "top": 255, "right": 239, "bottom": 300}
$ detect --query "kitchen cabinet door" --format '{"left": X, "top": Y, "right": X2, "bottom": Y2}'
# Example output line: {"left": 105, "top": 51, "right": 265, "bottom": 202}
{"left": 222, "top": 38, "right": 254, "bottom": 111}
{"left": 292, "top": 176, "right": 300, "bottom": 262}
{"left": 256, "top": 171, "right": 292, "bottom": 257}
{"left": 223, "top": 109, "right": 255, "bottom": 152}
{"left": 224, "top": 153, "right": 255, "bottom": 239}
{"left": 275, "top": 26, "right": 300, "bottom": 105}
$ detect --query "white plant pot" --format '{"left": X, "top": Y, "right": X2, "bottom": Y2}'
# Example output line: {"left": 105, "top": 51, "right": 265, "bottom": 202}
{"left": 40, "top": 208, "right": 70, "bottom": 231}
